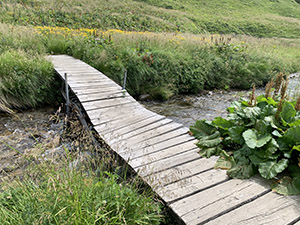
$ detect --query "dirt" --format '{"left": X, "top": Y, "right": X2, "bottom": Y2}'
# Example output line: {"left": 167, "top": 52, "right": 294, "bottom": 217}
{"left": 0, "top": 106, "right": 64, "bottom": 182}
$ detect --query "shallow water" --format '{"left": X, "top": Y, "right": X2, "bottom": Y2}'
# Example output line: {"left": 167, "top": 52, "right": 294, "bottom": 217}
{"left": 141, "top": 74, "right": 300, "bottom": 127}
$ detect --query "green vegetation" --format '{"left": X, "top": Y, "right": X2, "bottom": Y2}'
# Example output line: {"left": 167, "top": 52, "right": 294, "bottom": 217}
{"left": 1, "top": 23, "right": 300, "bottom": 109}
{"left": 190, "top": 74, "right": 300, "bottom": 195}
{"left": 0, "top": 110, "right": 163, "bottom": 224}
{"left": 0, "top": 165, "right": 162, "bottom": 224}
{"left": 1, "top": 0, "right": 300, "bottom": 38}
{"left": 0, "top": 50, "right": 56, "bottom": 110}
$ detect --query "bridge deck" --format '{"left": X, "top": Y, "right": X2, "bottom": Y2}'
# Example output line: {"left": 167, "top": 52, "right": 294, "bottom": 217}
{"left": 50, "top": 55, "right": 300, "bottom": 225}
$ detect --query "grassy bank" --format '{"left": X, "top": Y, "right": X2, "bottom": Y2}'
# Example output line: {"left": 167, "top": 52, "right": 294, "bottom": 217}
{"left": 1, "top": 0, "right": 300, "bottom": 38}
{"left": 0, "top": 108, "right": 164, "bottom": 224}
{"left": 1, "top": 23, "right": 300, "bottom": 109}
{"left": 0, "top": 162, "right": 162, "bottom": 224}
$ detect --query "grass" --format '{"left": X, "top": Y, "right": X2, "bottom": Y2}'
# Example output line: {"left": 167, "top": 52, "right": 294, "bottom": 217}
{"left": 1, "top": 0, "right": 300, "bottom": 38}
{"left": 0, "top": 49, "right": 57, "bottom": 110}
{"left": 0, "top": 108, "right": 164, "bottom": 225}
{"left": 0, "top": 163, "right": 162, "bottom": 225}
{"left": 1, "top": 22, "right": 300, "bottom": 109}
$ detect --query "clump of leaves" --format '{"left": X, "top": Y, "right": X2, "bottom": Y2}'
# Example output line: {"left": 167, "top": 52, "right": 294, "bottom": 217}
{"left": 190, "top": 73, "right": 300, "bottom": 195}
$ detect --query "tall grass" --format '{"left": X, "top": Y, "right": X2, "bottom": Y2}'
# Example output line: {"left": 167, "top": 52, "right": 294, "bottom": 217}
{"left": 0, "top": 164, "right": 162, "bottom": 225}
{"left": 0, "top": 109, "right": 163, "bottom": 225}
{"left": 0, "top": 49, "right": 57, "bottom": 110}
{"left": 1, "top": 0, "right": 300, "bottom": 38}
{"left": 1, "top": 23, "right": 300, "bottom": 108}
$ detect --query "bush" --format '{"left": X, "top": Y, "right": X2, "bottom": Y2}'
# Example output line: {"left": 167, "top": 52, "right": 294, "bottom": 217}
{"left": 190, "top": 75, "right": 300, "bottom": 195}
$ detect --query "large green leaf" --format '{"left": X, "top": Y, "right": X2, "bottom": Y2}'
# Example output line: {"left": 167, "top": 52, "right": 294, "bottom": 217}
{"left": 253, "top": 138, "right": 279, "bottom": 160}
{"left": 212, "top": 117, "right": 233, "bottom": 130}
{"left": 257, "top": 95, "right": 277, "bottom": 106}
{"left": 258, "top": 159, "right": 289, "bottom": 179}
{"left": 278, "top": 125, "right": 300, "bottom": 151}
{"left": 249, "top": 154, "right": 265, "bottom": 166}
{"left": 199, "top": 146, "right": 222, "bottom": 158}
{"left": 242, "top": 129, "right": 272, "bottom": 149}
{"left": 280, "top": 101, "right": 296, "bottom": 126}
{"left": 228, "top": 126, "right": 245, "bottom": 145}
{"left": 271, "top": 176, "right": 300, "bottom": 195}
{"left": 255, "top": 120, "right": 272, "bottom": 135}
{"left": 288, "top": 118, "right": 300, "bottom": 127}
{"left": 197, "top": 137, "right": 223, "bottom": 148}
{"left": 237, "top": 107, "right": 261, "bottom": 119}
{"left": 227, "top": 158, "right": 256, "bottom": 179}
{"left": 190, "top": 120, "right": 215, "bottom": 139}
{"left": 214, "top": 150, "right": 235, "bottom": 170}
{"left": 260, "top": 104, "right": 277, "bottom": 117}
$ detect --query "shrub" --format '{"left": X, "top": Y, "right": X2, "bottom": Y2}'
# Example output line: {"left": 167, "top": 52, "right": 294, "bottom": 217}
{"left": 190, "top": 75, "right": 300, "bottom": 195}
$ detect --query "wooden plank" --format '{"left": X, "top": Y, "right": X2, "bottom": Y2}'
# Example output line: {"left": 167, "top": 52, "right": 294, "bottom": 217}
{"left": 115, "top": 126, "right": 189, "bottom": 155}
{"left": 143, "top": 156, "right": 218, "bottom": 187}
{"left": 101, "top": 114, "right": 165, "bottom": 136}
{"left": 64, "top": 76, "right": 110, "bottom": 82}
{"left": 75, "top": 86, "right": 123, "bottom": 96}
{"left": 136, "top": 150, "right": 200, "bottom": 177}
{"left": 169, "top": 177, "right": 271, "bottom": 225}
{"left": 95, "top": 114, "right": 158, "bottom": 136}
{"left": 204, "top": 192, "right": 300, "bottom": 225}
{"left": 78, "top": 91, "right": 127, "bottom": 103}
{"left": 68, "top": 81, "right": 117, "bottom": 88}
{"left": 87, "top": 103, "right": 146, "bottom": 124}
{"left": 129, "top": 139, "right": 197, "bottom": 168}
{"left": 111, "top": 123, "right": 185, "bottom": 152}
{"left": 106, "top": 118, "right": 174, "bottom": 145}
{"left": 100, "top": 114, "right": 164, "bottom": 136}
{"left": 82, "top": 96, "right": 136, "bottom": 111}
{"left": 121, "top": 134, "right": 196, "bottom": 161}
{"left": 156, "top": 169, "right": 228, "bottom": 203}
{"left": 71, "top": 83, "right": 120, "bottom": 91}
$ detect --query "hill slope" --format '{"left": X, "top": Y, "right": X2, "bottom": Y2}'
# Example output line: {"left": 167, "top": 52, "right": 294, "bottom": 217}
{"left": 1, "top": 0, "right": 300, "bottom": 38}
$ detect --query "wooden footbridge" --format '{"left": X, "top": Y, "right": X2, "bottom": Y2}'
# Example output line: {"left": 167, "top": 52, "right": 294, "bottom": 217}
{"left": 50, "top": 55, "right": 300, "bottom": 225}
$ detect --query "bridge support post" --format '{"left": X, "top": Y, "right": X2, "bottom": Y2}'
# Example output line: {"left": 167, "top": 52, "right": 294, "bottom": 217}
{"left": 64, "top": 72, "right": 70, "bottom": 119}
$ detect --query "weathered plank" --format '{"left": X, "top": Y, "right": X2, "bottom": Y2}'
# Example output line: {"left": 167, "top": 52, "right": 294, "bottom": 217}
{"left": 106, "top": 118, "right": 174, "bottom": 145}
{"left": 129, "top": 139, "right": 197, "bottom": 168}
{"left": 157, "top": 169, "right": 228, "bottom": 203}
{"left": 122, "top": 134, "right": 196, "bottom": 160}
{"left": 99, "top": 115, "right": 166, "bottom": 138}
{"left": 82, "top": 96, "right": 136, "bottom": 111}
{"left": 204, "top": 192, "right": 300, "bottom": 225}
{"left": 78, "top": 91, "right": 127, "bottom": 103}
{"left": 75, "top": 86, "right": 123, "bottom": 96}
{"left": 170, "top": 177, "right": 271, "bottom": 225}
{"left": 111, "top": 124, "right": 186, "bottom": 154}
{"left": 136, "top": 150, "right": 200, "bottom": 177}
{"left": 95, "top": 113, "right": 158, "bottom": 136}
{"left": 101, "top": 114, "right": 165, "bottom": 136}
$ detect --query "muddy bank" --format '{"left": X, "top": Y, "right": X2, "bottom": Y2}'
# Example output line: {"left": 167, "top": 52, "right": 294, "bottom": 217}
{"left": 0, "top": 107, "right": 63, "bottom": 182}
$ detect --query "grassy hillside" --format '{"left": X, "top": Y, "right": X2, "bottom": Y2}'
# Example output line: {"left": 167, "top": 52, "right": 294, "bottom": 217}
{"left": 1, "top": 0, "right": 300, "bottom": 38}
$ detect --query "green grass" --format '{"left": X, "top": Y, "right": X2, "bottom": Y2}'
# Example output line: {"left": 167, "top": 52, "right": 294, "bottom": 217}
{"left": 1, "top": 0, "right": 300, "bottom": 38}
{"left": 0, "top": 49, "right": 57, "bottom": 110}
{"left": 0, "top": 123, "right": 163, "bottom": 225}
{"left": 0, "top": 167, "right": 162, "bottom": 224}
{"left": 1, "top": 22, "right": 300, "bottom": 108}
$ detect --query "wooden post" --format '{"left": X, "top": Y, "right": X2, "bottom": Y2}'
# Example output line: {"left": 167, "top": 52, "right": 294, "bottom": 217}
{"left": 65, "top": 73, "right": 70, "bottom": 118}
{"left": 122, "top": 69, "right": 127, "bottom": 90}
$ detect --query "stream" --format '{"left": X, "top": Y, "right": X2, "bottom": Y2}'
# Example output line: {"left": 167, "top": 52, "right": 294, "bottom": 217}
{"left": 1, "top": 73, "right": 299, "bottom": 182}
{"left": 141, "top": 73, "right": 300, "bottom": 127}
